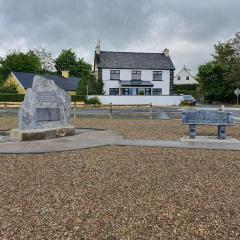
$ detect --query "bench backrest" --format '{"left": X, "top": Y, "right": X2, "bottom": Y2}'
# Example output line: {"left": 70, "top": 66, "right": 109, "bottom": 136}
{"left": 182, "top": 110, "right": 233, "bottom": 125}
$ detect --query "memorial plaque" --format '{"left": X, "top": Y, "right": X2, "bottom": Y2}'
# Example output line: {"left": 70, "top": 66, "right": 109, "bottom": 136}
{"left": 36, "top": 108, "right": 61, "bottom": 122}
{"left": 37, "top": 91, "right": 57, "bottom": 102}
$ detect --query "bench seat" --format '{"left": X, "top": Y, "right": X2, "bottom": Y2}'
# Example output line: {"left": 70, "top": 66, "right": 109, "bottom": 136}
{"left": 182, "top": 110, "right": 234, "bottom": 139}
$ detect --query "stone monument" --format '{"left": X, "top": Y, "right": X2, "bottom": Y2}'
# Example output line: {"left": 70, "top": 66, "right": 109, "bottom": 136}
{"left": 10, "top": 75, "right": 75, "bottom": 141}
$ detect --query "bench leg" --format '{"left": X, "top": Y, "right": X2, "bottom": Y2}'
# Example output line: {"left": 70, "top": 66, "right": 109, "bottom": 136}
{"left": 218, "top": 126, "right": 226, "bottom": 139}
{"left": 189, "top": 125, "right": 196, "bottom": 139}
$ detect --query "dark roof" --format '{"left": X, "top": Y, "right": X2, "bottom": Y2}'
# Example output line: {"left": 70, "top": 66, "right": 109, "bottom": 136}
{"left": 12, "top": 72, "right": 80, "bottom": 91}
{"left": 96, "top": 51, "right": 175, "bottom": 70}
{"left": 120, "top": 80, "right": 153, "bottom": 87}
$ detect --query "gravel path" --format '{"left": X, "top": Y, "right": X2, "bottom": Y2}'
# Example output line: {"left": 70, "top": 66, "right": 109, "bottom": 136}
{"left": 1, "top": 146, "right": 240, "bottom": 239}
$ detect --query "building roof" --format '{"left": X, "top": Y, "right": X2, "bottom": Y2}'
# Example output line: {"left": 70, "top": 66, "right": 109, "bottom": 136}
{"left": 96, "top": 51, "right": 175, "bottom": 70}
{"left": 12, "top": 71, "right": 80, "bottom": 91}
{"left": 120, "top": 80, "right": 154, "bottom": 87}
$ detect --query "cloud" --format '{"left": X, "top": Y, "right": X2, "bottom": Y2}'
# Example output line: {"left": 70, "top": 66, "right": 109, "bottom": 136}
{"left": 0, "top": 0, "right": 239, "bottom": 72}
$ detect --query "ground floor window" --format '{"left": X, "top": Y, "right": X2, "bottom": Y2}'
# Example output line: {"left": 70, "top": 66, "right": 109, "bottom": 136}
{"left": 120, "top": 88, "right": 155, "bottom": 95}
{"left": 109, "top": 88, "right": 119, "bottom": 95}
{"left": 145, "top": 88, "right": 151, "bottom": 95}
{"left": 152, "top": 88, "right": 162, "bottom": 96}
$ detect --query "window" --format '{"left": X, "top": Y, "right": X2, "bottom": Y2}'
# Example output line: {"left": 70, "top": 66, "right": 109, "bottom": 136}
{"left": 145, "top": 88, "right": 151, "bottom": 95}
{"left": 153, "top": 71, "right": 163, "bottom": 81}
{"left": 186, "top": 76, "right": 189, "bottom": 80}
{"left": 109, "top": 88, "right": 119, "bottom": 95}
{"left": 121, "top": 88, "right": 129, "bottom": 95}
{"left": 132, "top": 70, "right": 141, "bottom": 80}
{"left": 110, "top": 70, "right": 120, "bottom": 80}
{"left": 152, "top": 88, "right": 162, "bottom": 96}
{"left": 178, "top": 76, "right": 181, "bottom": 80}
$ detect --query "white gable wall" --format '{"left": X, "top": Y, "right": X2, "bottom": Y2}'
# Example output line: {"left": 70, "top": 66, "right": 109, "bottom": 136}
{"left": 102, "top": 69, "right": 170, "bottom": 95}
{"left": 174, "top": 69, "right": 198, "bottom": 85}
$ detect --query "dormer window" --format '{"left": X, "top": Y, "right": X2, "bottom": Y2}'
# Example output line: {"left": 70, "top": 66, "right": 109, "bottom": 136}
{"left": 186, "top": 76, "right": 189, "bottom": 80}
{"left": 178, "top": 76, "right": 181, "bottom": 80}
{"left": 110, "top": 70, "right": 120, "bottom": 80}
{"left": 153, "top": 71, "right": 162, "bottom": 81}
{"left": 132, "top": 70, "right": 141, "bottom": 80}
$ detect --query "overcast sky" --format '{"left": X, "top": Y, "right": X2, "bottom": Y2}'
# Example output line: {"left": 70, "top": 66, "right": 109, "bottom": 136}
{"left": 0, "top": 0, "right": 239, "bottom": 73}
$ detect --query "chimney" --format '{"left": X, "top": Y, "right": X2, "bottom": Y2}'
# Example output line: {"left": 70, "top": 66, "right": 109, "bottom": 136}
{"left": 163, "top": 48, "right": 169, "bottom": 57}
{"left": 61, "top": 70, "right": 69, "bottom": 78}
{"left": 95, "top": 40, "right": 100, "bottom": 55}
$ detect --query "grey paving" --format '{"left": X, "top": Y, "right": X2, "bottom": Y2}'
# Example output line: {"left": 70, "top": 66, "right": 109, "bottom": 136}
{"left": 1, "top": 128, "right": 240, "bottom": 153}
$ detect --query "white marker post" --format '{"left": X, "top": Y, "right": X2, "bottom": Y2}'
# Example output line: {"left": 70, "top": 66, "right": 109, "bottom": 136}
{"left": 234, "top": 88, "right": 240, "bottom": 105}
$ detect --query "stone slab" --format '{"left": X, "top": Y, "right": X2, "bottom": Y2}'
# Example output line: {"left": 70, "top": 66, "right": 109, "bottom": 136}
{"left": 10, "top": 126, "right": 75, "bottom": 141}
{"left": 181, "top": 136, "right": 240, "bottom": 143}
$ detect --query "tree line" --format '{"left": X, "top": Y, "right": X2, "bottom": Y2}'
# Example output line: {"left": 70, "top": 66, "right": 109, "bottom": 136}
{"left": 0, "top": 47, "right": 103, "bottom": 95}
{"left": 197, "top": 32, "right": 240, "bottom": 103}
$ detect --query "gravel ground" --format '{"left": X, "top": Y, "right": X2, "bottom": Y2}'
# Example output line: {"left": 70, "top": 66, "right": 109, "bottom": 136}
{"left": 1, "top": 146, "right": 240, "bottom": 239}
{"left": 1, "top": 116, "right": 240, "bottom": 140}
{"left": 71, "top": 118, "right": 240, "bottom": 140}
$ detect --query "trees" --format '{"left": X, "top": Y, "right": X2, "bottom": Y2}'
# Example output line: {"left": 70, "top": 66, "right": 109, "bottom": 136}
{"left": 0, "top": 51, "right": 41, "bottom": 83}
{"left": 55, "top": 49, "right": 91, "bottom": 77}
{"left": 198, "top": 32, "right": 240, "bottom": 103}
{"left": 76, "top": 71, "right": 103, "bottom": 96}
{"left": 32, "top": 46, "right": 56, "bottom": 73}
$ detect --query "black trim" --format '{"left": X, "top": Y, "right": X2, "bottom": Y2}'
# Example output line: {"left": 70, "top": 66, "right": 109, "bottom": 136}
{"left": 170, "top": 70, "right": 174, "bottom": 95}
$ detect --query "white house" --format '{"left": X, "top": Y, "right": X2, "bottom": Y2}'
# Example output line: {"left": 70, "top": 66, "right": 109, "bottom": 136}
{"left": 92, "top": 43, "right": 183, "bottom": 105}
{"left": 174, "top": 66, "right": 199, "bottom": 85}
{"left": 94, "top": 43, "right": 175, "bottom": 96}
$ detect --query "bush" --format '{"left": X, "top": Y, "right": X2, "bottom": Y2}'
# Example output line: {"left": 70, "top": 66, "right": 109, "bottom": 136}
{"left": 85, "top": 97, "right": 101, "bottom": 105}
{"left": 0, "top": 85, "right": 18, "bottom": 93}
{"left": 71, "top": 95, "right": 86, "bottom": 102}
{"left": 0, "top": 93, "right": 25, "bottom": 102}
{"left": 179, "top": 100, "right": 191, "bottom": 106}
{"left": 173, "top": 84, "right": 198, "bottom": 98}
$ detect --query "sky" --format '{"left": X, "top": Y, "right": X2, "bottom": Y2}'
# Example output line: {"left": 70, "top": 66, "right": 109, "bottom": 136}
{"left": 0, "top": 0, "right": 239, "bottom": 73}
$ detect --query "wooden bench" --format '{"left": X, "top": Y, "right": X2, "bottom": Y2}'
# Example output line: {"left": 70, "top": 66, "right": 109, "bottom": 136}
{"left": 182, "top": 110, "right": 234, "bottom": 139}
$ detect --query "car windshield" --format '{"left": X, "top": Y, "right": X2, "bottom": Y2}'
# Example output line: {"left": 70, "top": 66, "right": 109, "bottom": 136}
{"left": 184, "top": 95, "right": 194, "bottom": 100}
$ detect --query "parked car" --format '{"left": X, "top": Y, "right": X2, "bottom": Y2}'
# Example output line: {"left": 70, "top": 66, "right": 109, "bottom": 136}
{"left": 182, "top": 95, "right": 197, "bottom": 106}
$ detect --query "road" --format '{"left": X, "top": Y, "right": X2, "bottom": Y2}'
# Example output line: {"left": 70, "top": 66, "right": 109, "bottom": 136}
{"left": 1, "top": 104, "right": 240, "bottom": 121}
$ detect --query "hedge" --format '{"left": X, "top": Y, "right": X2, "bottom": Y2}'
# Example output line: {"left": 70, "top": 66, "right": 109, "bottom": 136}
{"left": 71, "top": 95, "right": 86, "bottom": 102}
{"left": 173, "top": 84, "right": 198, "bottom": 98}
{"left": 0, "top": 93, "right": 25, "bottom": 102}
{"left": 0, "top": 94, "right": 87, "bottom": 102}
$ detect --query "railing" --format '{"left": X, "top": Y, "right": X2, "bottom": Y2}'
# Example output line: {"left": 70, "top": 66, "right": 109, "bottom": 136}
{"left": 71, "top": 102, "right": 153, "bottom": 119}
{"left": 0, "top": 102, "right": 22, "bottom": 111}
{"left": 0, "top": 102, "right": 154, "bottom": 120}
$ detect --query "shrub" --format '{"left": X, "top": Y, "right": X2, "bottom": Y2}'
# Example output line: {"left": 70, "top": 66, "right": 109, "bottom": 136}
{"left": 173, "top": 84, "right": 198, "bottom": 98}
{"left": 85, "top": 97, "right": 101, "bottom": 105}
{"left": 179, "top": 100, "right": 191, "bottom": 106}
{"left": 71, "top": 95, "right": 86, "bottom": 102}
{"left": 0, "top": 93, "right": 25, "bottom": 102}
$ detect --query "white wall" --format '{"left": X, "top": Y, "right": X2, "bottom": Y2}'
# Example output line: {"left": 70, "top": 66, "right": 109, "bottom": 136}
{"left": 102, "top": 69, "right": 171, "bottom": 95}
{"left": 174, "top": 69, "right": 198, "bottom": 85}
{"left": 88, "top": 95, "right": 183, "bottom": 106}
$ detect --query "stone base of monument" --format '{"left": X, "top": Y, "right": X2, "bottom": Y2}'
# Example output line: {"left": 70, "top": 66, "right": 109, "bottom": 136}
{"left": 10, "top": 126, "right": 75, "bottom": 141}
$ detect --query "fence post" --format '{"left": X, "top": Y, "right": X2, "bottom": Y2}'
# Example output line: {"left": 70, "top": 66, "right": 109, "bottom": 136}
{"left": 149, "top": 103, "right": 152, "bottom": 120}
{"left": 74, "top": 102, "right": 77, "bottom": 119}
{"left": 109, "top": 102, "right": 113, "bottom": 119}
{"left": 4, "top": 103, "right": 7, "bottom": 112}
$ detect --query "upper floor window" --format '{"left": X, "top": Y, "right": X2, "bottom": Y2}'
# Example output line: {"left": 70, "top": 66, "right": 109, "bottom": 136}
{"left": 132, "top": 70, "right": 141, "bottom": 80}
{"left": 186, "top": 76, "right": 189, "bottom": 80}
{"left": 153, "top": 71, "right": 163, "bottom": 81}
{"left": 178, "top": 76, "right": 181, "bottom": 80}
{"left": 110, "top": 70, "right": 120, "bottom": 80}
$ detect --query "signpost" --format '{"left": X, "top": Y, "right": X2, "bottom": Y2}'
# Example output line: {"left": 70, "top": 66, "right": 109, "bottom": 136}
{"left": 234, "top": 88, "right": 240, "bottom": 105}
